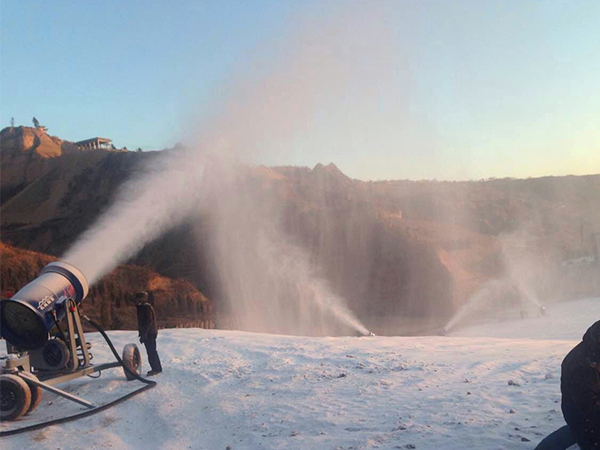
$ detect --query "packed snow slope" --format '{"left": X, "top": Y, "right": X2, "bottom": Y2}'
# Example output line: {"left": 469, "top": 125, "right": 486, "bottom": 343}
{"left": 2, "top": 297, "right": 599, "bottom": 450}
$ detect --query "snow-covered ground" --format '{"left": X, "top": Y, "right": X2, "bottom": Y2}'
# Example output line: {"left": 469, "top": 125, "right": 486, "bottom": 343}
{"left": 2, "top": 297, "right": 599, "bottom": 450}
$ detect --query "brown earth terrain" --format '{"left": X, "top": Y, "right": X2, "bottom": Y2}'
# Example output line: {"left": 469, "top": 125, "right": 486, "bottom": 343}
{"left": 0, "top": 242, "right": 213, "bottom": 331}
{"left": 1, "top": 126, "right": 599, "bottom": 333}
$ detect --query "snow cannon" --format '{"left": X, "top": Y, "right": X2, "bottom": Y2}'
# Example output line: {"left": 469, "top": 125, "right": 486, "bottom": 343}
{"left": 0, "top": 262, "right": 88, "bottom": 350}
{"left": 355, "top": 330, "right": 376, "bottom": 337}
{"left": 0, "top": 261, "right": 143, "bottom": 422}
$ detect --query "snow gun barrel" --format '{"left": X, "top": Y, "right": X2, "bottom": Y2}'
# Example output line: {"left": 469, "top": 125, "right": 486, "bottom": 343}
{"left": 0, "top": 262, "right": 89, "bottom": 350}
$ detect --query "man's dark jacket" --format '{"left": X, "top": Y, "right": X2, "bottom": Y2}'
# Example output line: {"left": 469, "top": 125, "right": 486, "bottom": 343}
{"left": 561, "top": 320, "right": 600, "bottom": 450}
{"left": 136, "top": 302, "right": 158, "bottom": 342}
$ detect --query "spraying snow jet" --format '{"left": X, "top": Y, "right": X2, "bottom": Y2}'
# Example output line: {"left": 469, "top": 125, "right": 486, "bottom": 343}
{"left": 63, "top": 1, "right": 400, "bottom": 335}
{"left": 63, "top": 150, "right": 208, "bottom": 284}
{"left": 443, "top": 229, "right": 554, "bottom": 333}
{"left": 199, "top": 164, "right": 369, "bottom": 335}
{"left": 443, "top": 280, "right": 512, "bottom": 333}
{"left": 64, "top": 148, "right": 368, "bottom": 335}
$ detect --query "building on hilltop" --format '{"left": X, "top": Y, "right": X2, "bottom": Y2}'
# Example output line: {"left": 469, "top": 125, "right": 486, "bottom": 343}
{"left": 32, "top": 117, "right": 48, "bottom": 133}
{"left": 76, "top": 137, "right": 113, "bottom": 150}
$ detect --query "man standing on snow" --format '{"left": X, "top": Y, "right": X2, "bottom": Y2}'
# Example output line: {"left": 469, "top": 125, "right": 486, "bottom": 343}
{"left": 134, "top": 291, "right": 162, "bottom": 376}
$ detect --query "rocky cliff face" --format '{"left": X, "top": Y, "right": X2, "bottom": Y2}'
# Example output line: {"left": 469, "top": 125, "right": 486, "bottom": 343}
{"left": 1, "top": 126, "right": 74, "bottom": 205}
{"left": 1, "top": 126, "right": 598, "bottom": 333}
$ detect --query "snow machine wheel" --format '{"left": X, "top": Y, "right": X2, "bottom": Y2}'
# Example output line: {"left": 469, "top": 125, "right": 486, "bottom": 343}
{"left": 122, "top": 343, "right": 142, "bottom": 381}
{"left": 0, "top": 374, "right": 32, "bottom": 421}
{"left": 24, "top": 374, "right": 43, "bottom": 415}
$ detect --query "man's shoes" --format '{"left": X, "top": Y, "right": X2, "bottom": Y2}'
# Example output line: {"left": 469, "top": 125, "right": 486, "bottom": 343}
{"left": 146, "top": 370, "right": 162, "bottom": 377}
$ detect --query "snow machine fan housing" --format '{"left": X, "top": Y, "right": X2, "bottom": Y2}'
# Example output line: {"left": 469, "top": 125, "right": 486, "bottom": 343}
{"left": 0, "top": 261, "right": 148, "bottom": 426}
{"left": 0, "top": 262, "right": 89, "bottom": 350}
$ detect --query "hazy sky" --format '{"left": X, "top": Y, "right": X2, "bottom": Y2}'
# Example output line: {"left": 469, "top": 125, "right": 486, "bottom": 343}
{"left": 1, "top": 0, "right": 599, "bottom": 181}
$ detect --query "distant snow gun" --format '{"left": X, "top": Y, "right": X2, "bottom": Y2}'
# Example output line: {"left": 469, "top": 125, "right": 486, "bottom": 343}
{"left": 0, "top": 262, "right": 151, "bottom": 427}
{"left": 355, "top": 330, "right": 376, "bottom": 337}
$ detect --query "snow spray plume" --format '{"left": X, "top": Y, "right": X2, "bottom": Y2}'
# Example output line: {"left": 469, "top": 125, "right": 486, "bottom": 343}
{"left": 443, "top": 228, "right": 555, "bottom": 333}
{"left": 199, "top": 163, "right": 369, "bottom": 336}
{"left": 182, "top": 2, "right": 400, "bottom": 335}
{"left": 443, "top": 280, "right": 512, "bottom": 333}
{"left": 183, "top": 1, "right": 399, "bottom": 335}
{"left": 65, "top": 1, "right": 398, "bottom": 335}
{"left": 63, "top": 149, "right": 208, "bottom": 284}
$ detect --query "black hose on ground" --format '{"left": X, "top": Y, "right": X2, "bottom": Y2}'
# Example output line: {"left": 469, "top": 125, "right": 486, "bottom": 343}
{"left": 83, "top": 316, "right": 157, "bottom": 387}
{"left": 0, "top": 318, "right": 156, "bottom": 438}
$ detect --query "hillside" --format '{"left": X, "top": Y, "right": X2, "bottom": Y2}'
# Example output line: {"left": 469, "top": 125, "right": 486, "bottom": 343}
{"left": 0, "top": 242, "right": 214, "bottom": 330}
{"left": 0, "top": 126, "right": 155, "bottom": 257}
{"left": 1, "top": 126, "right": 599, "bottom": 332}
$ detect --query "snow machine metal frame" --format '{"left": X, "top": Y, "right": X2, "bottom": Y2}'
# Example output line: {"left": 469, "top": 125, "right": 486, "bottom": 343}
{"left": 1, "top": 299, "right": 143, "bottom": 422}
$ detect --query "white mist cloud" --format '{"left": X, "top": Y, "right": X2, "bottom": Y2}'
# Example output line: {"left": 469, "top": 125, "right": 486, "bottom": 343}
{"left": 183, "top": 0, "right": 407, "bottom": 170}
{"left": 64, "top": 1, "right": 403, "bottom": 335}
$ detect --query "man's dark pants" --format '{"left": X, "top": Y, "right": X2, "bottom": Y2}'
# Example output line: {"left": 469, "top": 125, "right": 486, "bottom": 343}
{"left": 144, "top": 334, "right": 162, "bottom": 373}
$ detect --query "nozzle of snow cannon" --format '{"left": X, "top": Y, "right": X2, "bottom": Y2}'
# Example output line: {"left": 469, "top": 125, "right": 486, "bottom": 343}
{"left": 0, "top": 261, "right": 89, "bottom": 350}
{"left": 355, "top": 330, "right": 376, "bottom": 337}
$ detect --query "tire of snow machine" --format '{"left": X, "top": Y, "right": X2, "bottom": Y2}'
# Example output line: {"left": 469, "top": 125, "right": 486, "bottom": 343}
{"left": 0, "top": 374, "right": 32, "bottom": 421}
{"left": 24, "top": 374, "right": 43, "bottom": 415}
{"left": 122, "top": 343, "right": 142, "bottom": 381}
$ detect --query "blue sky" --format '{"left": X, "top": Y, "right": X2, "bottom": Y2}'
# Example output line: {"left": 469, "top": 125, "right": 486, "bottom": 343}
{"left": 1, "top": 0, "right": 599, "bottom": 180}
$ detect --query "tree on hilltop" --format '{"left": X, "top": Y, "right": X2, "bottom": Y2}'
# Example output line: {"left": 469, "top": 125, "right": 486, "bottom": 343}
{"left": 10, "top": 117, "right": 15, "bottom": 128}
{"left": 32, "top": 117, "right": 40, "bottom": 128}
